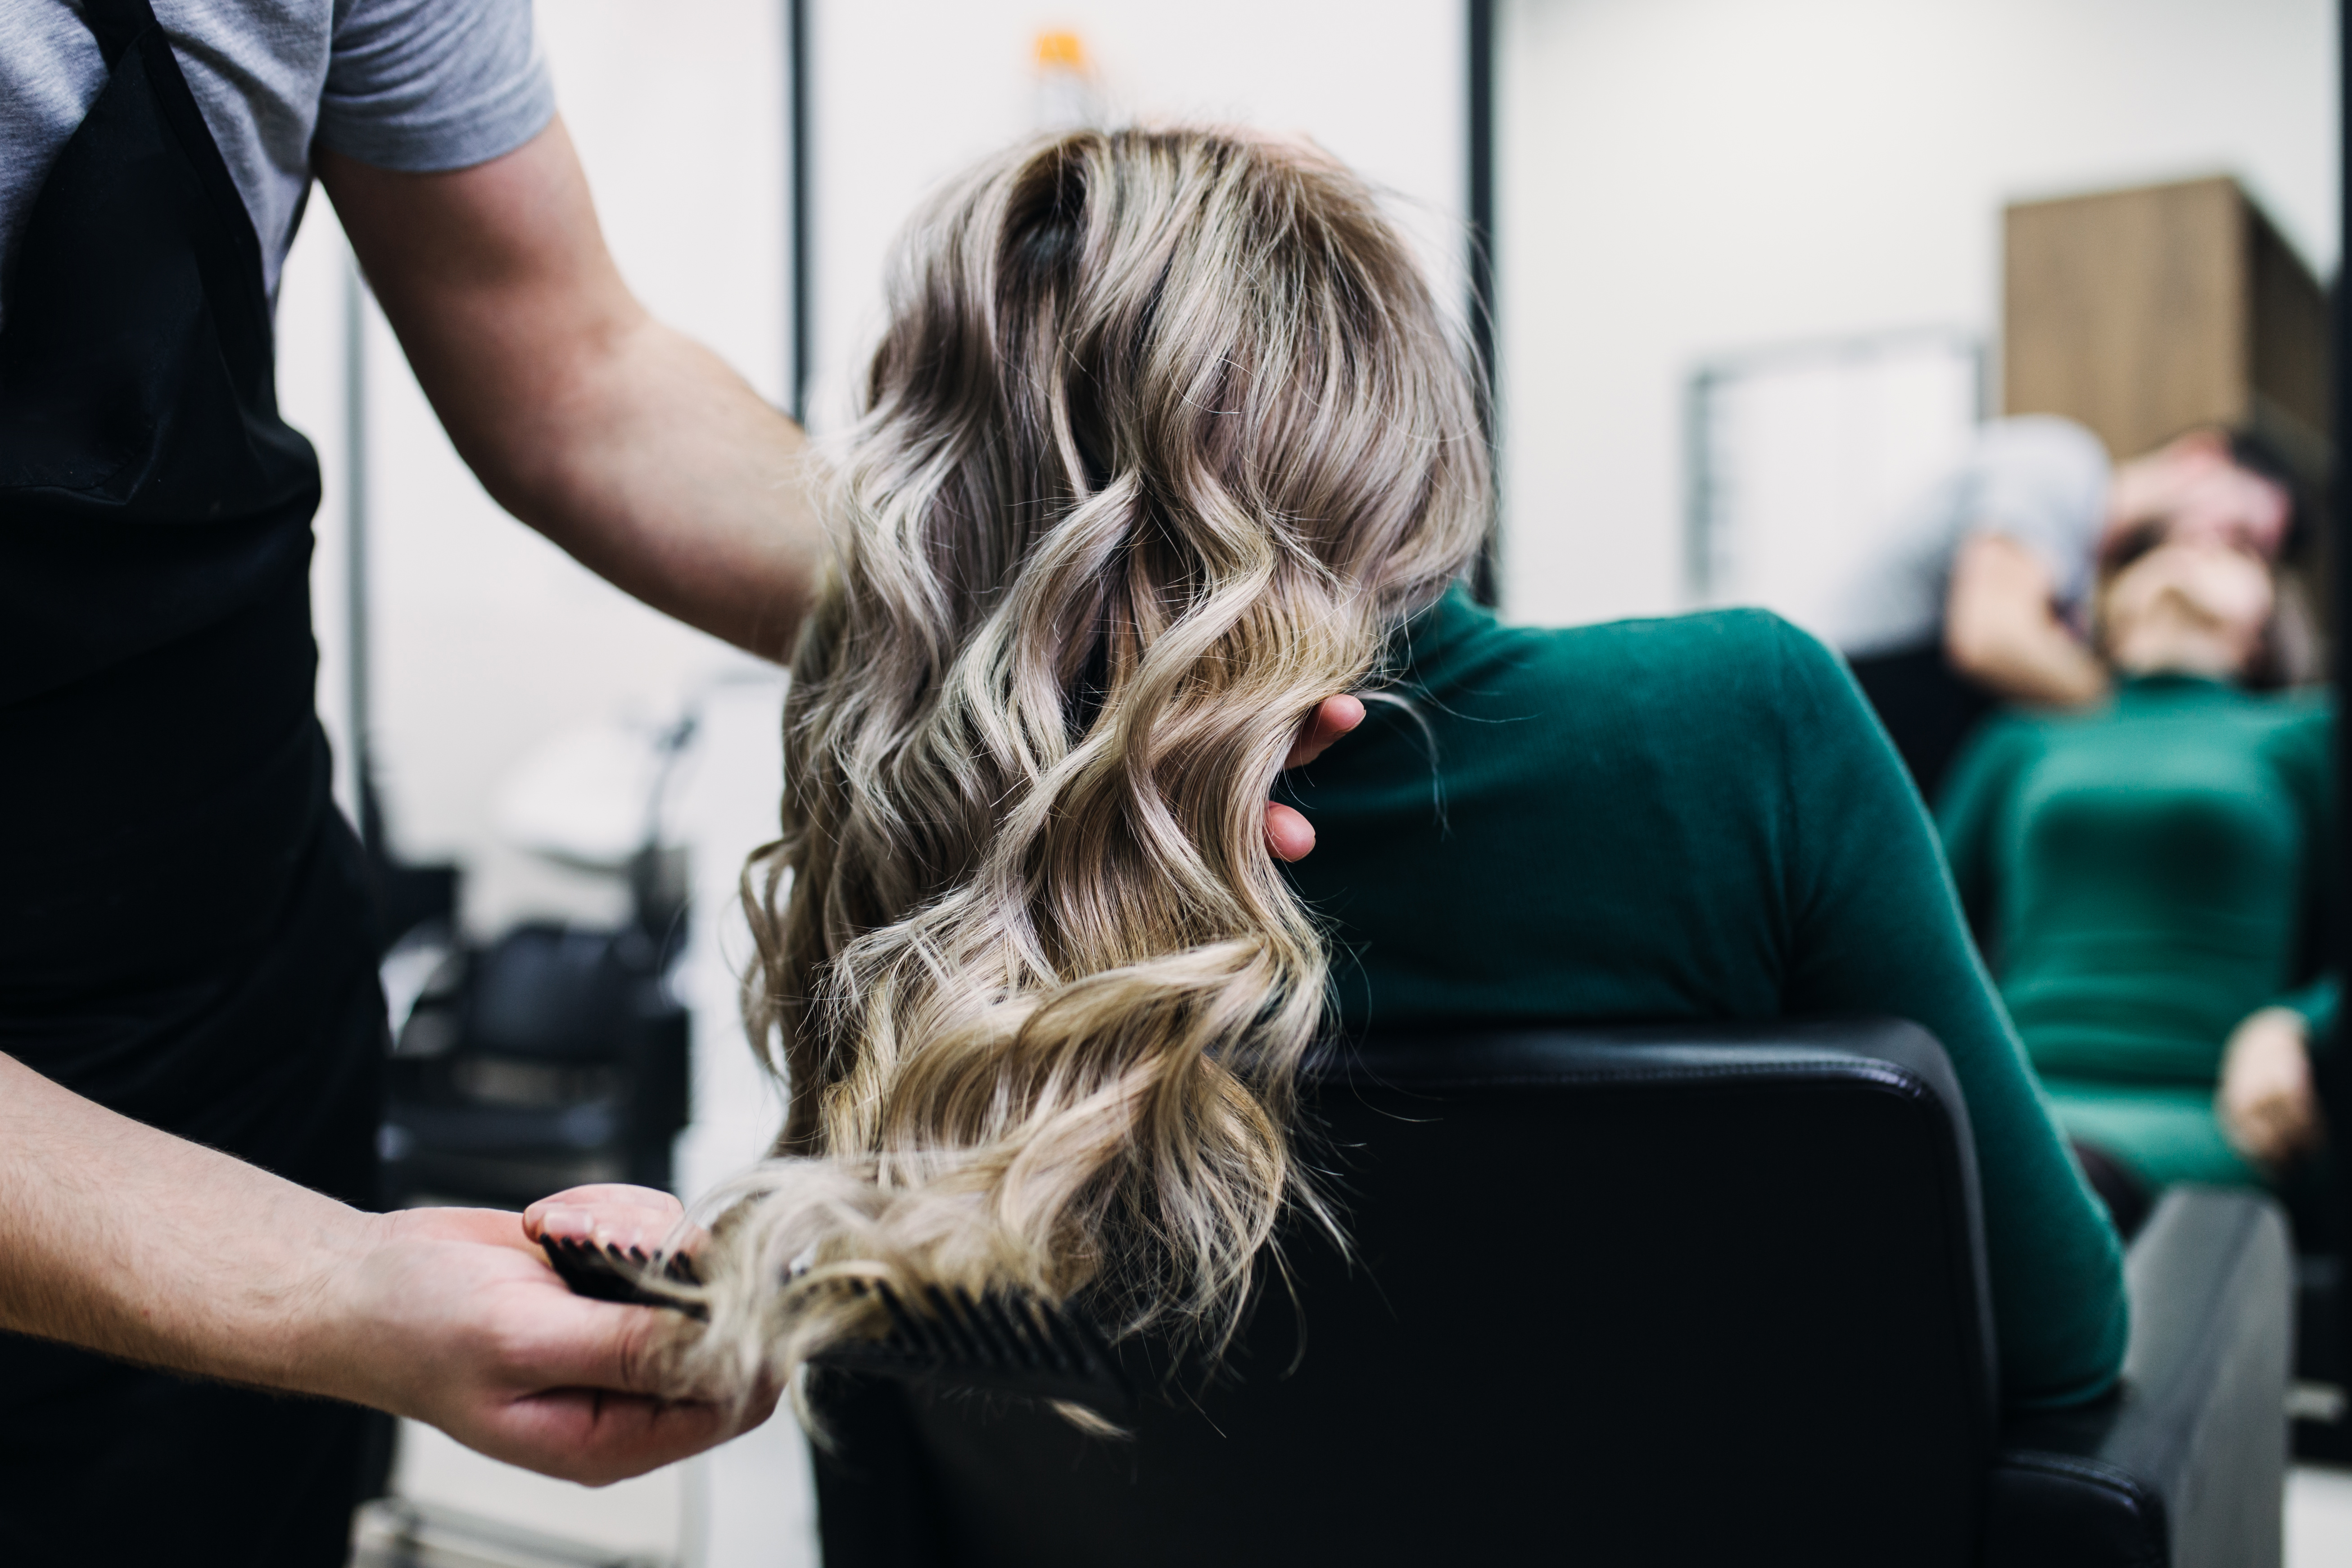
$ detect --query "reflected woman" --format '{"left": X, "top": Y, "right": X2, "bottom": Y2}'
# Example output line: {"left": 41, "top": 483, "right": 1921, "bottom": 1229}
{"left": 1940, "top": 506, "right": 2330, "bottom": 1233}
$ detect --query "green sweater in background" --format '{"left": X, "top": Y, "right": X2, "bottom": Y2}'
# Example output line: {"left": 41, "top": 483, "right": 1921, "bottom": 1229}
{"left": 1938, "top": 676, "right": 2336, "bottom": 1189}
{"left": 1285, "top": 587, "right": 2127, "bottom": 1410}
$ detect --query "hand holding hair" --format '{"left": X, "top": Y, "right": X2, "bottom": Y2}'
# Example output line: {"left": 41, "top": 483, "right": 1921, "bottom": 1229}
{"left": 329, "top": 1204, "right": 773, "bottom": 1484}
{"left": 1266, "top": 694, "right": 1366, "bottom": 863}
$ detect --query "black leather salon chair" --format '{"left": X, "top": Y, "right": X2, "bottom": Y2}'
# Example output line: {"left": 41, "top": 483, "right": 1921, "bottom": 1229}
{"left": 810, "top": 1020, "right": 2290, "bottom": 1568}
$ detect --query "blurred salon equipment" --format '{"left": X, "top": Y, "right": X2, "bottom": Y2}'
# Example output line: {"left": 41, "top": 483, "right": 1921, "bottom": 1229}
{"left": 377, "top": 717, "right": 697, "bottom": 1209}
{"left": 810, "top": 1021, "right": 2290, "bottom": 1568}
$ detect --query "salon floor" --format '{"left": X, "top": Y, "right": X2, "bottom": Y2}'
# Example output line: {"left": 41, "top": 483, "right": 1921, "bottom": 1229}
{"left": 345, "top": 1433, "right": 2352, "bottom": 1567}
{"left": 348, "top": 1415, "right": 816, "bottom": 1568}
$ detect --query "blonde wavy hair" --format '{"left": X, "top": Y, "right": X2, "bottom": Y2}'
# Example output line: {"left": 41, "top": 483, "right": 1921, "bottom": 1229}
{"left": 681, "top": 127, "right": 1488, "bottom": 1410}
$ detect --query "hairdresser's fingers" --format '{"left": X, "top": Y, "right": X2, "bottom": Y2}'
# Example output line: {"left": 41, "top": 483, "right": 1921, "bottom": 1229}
{"left": 525, "top": 1186, "right": 694, "bottom": 1253}
{"left": 1266, "top": 801, "right": 1316, "bottom": 862}
{"left": 509, "top": 1289, "right": 711, "bottom": 1402}
{"left": 529, "top": 1204, "right": 697, "bottom": 1257}
{"left": 1285, "top": 694, "right": 1365, "bottom": 770}
{"left": 1266, "top": 696, "right": 1362, "bottom": 862}
{"left": 525, "top": 1185, "right": 682, "bottom": 1227}
{"left": 344, "top": 1211, "right": 775, "bottom": 1484}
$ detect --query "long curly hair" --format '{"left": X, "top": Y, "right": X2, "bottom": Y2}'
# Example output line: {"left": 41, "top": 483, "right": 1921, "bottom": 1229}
{"left": 681, "top": 127, "right": 1489, "bottom": 1413}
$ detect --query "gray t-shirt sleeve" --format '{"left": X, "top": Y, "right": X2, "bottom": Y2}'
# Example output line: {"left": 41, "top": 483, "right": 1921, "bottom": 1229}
{"left": 316, "top": 0, "right": 554, "bottom": 172}
{"left": 1960, "top": 416, "right": 2112, "bottom": 608}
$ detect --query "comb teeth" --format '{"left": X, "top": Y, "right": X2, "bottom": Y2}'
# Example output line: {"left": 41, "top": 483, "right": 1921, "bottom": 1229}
{"left": 536, "top": 1235, "right": 1133, "bottom": 1421}
{"left": 538, "top": 1234, "right": 709, "bottom": 1319}
{"left": 818, "top": 1280, "right": 1133, "bottom": 1420}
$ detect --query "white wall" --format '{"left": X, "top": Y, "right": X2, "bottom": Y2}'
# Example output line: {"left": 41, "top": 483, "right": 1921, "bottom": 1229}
{"left": 803, "top": 0, "right": 1466, "bottom": 433}
{"left": 1494, "top": 0, "right": 2340, "bottom": 628}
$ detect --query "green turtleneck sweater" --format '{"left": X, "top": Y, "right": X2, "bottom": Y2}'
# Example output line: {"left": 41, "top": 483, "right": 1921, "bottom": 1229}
{"left": 1938, "top": 674, "right": 2336, "bottom": 1189}
{"left": 1285, "top": 587, "right": 2127, "bottom": 1410}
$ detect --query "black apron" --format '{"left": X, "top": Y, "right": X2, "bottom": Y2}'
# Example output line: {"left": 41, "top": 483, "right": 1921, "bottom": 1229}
{"left": 0, "top": 0, "right": 385, "bottom": 1561}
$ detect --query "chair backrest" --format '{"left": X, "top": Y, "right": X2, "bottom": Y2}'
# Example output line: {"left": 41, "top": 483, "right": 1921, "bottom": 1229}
{"left": 812, "top": 1019, "right": 1999, "bottom": 1568}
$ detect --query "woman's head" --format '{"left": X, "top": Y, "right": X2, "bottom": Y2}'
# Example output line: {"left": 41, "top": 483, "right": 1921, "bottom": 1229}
{"left": 2094, "top": 425, "right": 2315, "bottom": 687}
{"left": 2097, "top": 534, "right": 2276, "bottom": 681}
{"left": 2104, "top": 426, "right": 2302, "bottom": 561}
{"left": 821, "top": 127, "right": 1485, "bottom": 691}
{"left": 692, "top": 128, "right": 1488, "bottom": 1407}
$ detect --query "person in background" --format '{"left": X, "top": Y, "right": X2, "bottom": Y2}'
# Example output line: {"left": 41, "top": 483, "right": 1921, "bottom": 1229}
{"left": 1938, "top": 521, "right": 2331, "bottom": 1236}
{"left": 1830, "top": 417, "right": 2302, "bottom": 800}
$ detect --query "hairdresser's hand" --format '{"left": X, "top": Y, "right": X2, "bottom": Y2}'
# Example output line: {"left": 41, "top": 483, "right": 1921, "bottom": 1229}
{"left": 2217, "top": 1007, "right": 2325, "bottom": 1168}
{"left": 331, "top": 1205, "right": 773, "bottom": 1486}
{"left": 1267, "top": 695, "right": 1365, "bottom": 862}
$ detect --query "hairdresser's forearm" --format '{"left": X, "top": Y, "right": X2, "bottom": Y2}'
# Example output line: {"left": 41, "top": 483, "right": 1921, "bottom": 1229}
{"left": 321, "top": 124, "right": 822, "bottom": 660}
{"left": 1945, "top": 530, "right": 2109, "bottom": 707}
{"left": 480, "top": 316, "right": 817, "bottom": 660}
{"left": 1948, "top": 608, "right": 2108, "bottom": 707}
{"left": 0, "top": 1053, "right": 377, "bottom": 1396}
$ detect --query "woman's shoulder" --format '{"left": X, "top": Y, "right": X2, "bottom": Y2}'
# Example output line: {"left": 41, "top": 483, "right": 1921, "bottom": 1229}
{"left": 1393, "top": 595, "right": 1866, "bottom": 775}
{"left": 2253, "top": 684, "right": 2334, "bottom": 723}
{"left": 1409, "top": 592, "right": 1827, "bottom": 699}
{"left": 2248, "top": 685, "right": 2334, "bottom": 770}
{"left": 1533, "top": 603, "right": 1864, "bottom": 726}
{"left": 1956, "top": 702, "right": 2058, "bottom": 758}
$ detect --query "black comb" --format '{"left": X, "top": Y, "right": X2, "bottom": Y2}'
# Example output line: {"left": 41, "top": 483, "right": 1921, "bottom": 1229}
{"left": 538, "top": 1235, "right": 1134, "bottom": 1421}
{"left": 540, "top": 1234, "right": 708, "bottom": 1318}
{"left": 820, "top": 1278, "right": 1135, "bottom": 1419}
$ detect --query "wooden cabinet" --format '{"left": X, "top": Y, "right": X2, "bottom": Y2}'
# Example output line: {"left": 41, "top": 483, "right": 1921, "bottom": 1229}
{"left": 2003, "top": 176, "right": 2329, "bottom": 476}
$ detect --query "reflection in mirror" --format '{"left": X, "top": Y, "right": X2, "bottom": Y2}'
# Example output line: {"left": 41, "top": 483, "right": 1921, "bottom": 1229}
{"left": 1491, "top": 0, "right": 2336, "bottom": 636}
{"left": 1495, "top": 0, "right": 2347, "bottom": 1481}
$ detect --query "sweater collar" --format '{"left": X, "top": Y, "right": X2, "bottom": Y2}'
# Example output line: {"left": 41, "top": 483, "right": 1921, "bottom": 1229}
{"left": 2113, "top": 669, "right": 2242, "bottom": 705}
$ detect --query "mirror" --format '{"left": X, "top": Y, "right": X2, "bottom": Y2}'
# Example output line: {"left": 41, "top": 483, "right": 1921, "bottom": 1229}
{"left": 1488, "top": 0, "right": 2337, "bottom": 634}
